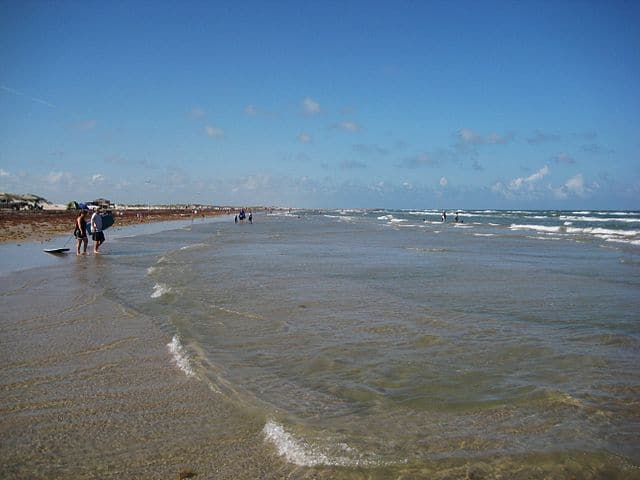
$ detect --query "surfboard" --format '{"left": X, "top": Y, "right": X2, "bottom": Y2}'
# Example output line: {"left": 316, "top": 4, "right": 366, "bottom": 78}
{"left": 87, "top": 213, "right": 115, "bottom": 234}
{"left": 43, "top": 248, "right": 70, "bottom": 254}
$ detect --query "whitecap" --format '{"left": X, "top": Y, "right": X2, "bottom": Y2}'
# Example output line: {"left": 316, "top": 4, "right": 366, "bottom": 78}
{"left": 566, "top": 227, "right": 639, "bottom": 237}
{"left": 167, "top": 335, "right": 195, "bottom": 377}
{"left": 510, "top": 224, "right": 562, "bottom": 234}
{"left": 151, "top": 283, "right": 172, "bottom": 298}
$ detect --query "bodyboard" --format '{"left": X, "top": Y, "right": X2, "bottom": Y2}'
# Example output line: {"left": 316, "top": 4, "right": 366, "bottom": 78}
{"left": 87, "top": 213, "right": 115, "bottom": 234}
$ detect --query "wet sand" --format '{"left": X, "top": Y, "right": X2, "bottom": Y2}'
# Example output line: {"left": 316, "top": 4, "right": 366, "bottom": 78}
{"left": 0, "top": 257, "right": 295, "bottom": 479}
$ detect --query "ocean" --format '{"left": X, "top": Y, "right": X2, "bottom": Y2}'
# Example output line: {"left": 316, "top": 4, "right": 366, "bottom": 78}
{"left": 1, "top": 210, "right": 639, "bottom": 479}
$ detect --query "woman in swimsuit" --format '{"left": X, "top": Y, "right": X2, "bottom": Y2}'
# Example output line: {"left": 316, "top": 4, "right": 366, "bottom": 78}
{"left": 75, "top": 210, "right": 88, "bottom": 255}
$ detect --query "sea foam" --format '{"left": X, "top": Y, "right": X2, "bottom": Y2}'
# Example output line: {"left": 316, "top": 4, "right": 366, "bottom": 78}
{"left": 510, "top": 224, "right": 562, "bottom": 234}
{"left": 263, "top": 420, "right": 355, "bottom": 467}
{"left": 151, "top": 283, "right": 171, "bottom": 298}
{"left": 167, "top": 335, "right": 195, "bottom": 377}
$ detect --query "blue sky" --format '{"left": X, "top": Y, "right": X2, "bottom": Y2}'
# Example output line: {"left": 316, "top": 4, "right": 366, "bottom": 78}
{"left": 1, "top": 1, "right": 639, "bottom": 209}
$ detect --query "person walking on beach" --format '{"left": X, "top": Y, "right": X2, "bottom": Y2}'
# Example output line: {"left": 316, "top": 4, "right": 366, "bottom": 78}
{"left": 74, "top": 209, "right": 88, "bottom": 255}
{"left": 91, "top": 207, "right": 105, "bottom": 254}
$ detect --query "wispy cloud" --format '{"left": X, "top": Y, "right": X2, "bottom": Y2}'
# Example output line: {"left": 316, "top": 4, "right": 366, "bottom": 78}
{"left": 0, "top": 168, "right": 9, "bottom": 177}
{"left": 245, "top": 104, "right": 258, "bottom": 116}
{"left": 46, "top": 171, "right": 73, "bottom": 185}
{"left": 398, "top": 153, "right": 439, "bottom": 169}
{"left": 302, "top": 97, "right": 321, "bottom": 115}
{"left": 297, "top": 132, "right": 312, "bottom": 144}
{"left": 456, "top": 128, "right": 514, "bottom": 149}
{"left": 439, "top": 177, "right": 448, "bottom": 187}
{"left": 334, "top": 121, "right": 361, "bottom": 133}
{"left": 91, "top": 173, "right": 105, "bottom": 185}
{"left": 527, "top": 130, "right": 561, "bottom": 145}
{"left": 188, "top": 107, "right": 206, "bottom": 119}
{"left": 204, "top": 125, "right": 224, "bottom": 139}
{"left": 581, "top": 143, "right": 613, "bottom": 154}
{"left": 552, "top": 152, "right": 576, "bottom": 164}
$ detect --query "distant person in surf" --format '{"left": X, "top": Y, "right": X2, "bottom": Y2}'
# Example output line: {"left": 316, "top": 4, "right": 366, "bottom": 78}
{"left": 74, "top": 209, "right": 88, "bottom": 255}
{"left": 248, "top": 212, "right": 253, "bottom": 224}
{"left": 91, "top": 207, "right": 106, "bottom": 254}
{"left": 441, "top": 210, "right": 447, "bottom": 222}
{"left": 455, "top": 212, "right": 459, "bottom": 223}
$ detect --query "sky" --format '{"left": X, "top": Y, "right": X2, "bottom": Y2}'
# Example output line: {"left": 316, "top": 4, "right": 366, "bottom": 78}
{"left": 1, "top": 0, "right": 639, "bottom": 209}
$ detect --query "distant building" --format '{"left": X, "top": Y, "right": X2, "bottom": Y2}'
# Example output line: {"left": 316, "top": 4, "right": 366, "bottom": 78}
{"left": 91, "top": 198, "right": 112, "bottom": 209}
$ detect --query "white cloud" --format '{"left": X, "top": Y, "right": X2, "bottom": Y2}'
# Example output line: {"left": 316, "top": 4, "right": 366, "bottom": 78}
{"left": 492, "top": 165, "right": 550, "bottom": 198}
{"left": 188, "top": 107, "right": 206, "bottom": 119}
{"left": 565, "top": 173, "right": 585, "bottom": 195}
{"left": 510, "top": 165, "right": 549, "bottom": 190}
{"left": 46, "top": 171, "right": 73, "bottom": 185}
{"left": 245, "top": 104, "right": 258, "bottom": 116}
{"left": 0, "top": 168, "right": 9, "bottom": 177}
{"left": 302, "top": 97, "right": 321, "bottom": 115}
{"left": 297, "top": 133, "right": 312, "bottom": 144}
{"left": 337, "top": 121, "right": 361, "bottom": 133}
{"left": 91, "top": 174, "right": 105, "bottom": 184}
{"left": 459, "top": 128, "right": 482, "bottom": 144}
{"left": 204, "top": 125, "right": 224, "bottom": 139}
{"left": 553, "top": 173, "right": 593, "bottom": 199}
{"left": 440, "top": 177, "right": 448, "bottom": 187}
{"left": 457, "top": 128, "right": 513, "bottom": 148}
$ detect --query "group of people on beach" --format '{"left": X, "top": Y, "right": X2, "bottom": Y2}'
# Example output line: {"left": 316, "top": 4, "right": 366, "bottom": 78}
{"left": 234, "top": 209, "right": 253, "bottom": 224}
{"left": 74, "top": 208, "right": 106, "bottom": 255}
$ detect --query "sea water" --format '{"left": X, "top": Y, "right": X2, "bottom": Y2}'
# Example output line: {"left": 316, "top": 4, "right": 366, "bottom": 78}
{"left": 3, "top": 210, "right": 640, "bottom": 478}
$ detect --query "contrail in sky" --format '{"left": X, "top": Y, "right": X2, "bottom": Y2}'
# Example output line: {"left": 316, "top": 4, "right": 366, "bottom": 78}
{"left": 1, "top": 85, "right": 57, "bottom": 108}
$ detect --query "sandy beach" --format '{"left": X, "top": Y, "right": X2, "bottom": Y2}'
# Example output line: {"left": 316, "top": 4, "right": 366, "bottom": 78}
{"left": 0, "top": 265, "right": 297, "bottom": 479}
{"left": 0, "top": 212, "right": 303, "bottom": 479}
{"left": 0, "top": 208, "right": 237, "bottom": 244}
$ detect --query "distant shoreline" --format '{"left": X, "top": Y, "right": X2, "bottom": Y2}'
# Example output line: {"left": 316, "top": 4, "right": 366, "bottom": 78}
{"left": 0, "top": 206, "right": 261, "bottom": 243}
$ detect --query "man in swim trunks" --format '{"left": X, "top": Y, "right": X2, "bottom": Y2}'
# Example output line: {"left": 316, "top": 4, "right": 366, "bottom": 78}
{"left": 91, "top": 207, "right": 106, "bottom": 254}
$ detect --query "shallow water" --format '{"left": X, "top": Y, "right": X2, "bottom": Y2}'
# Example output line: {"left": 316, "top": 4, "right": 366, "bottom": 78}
{"left": 2, "top": 210, "right": 639, "bottom": 478}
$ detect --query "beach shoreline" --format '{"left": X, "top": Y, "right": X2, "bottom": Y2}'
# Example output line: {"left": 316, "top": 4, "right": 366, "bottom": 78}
{"left": 0, "top": 207, "right": 245, "bottom": 244}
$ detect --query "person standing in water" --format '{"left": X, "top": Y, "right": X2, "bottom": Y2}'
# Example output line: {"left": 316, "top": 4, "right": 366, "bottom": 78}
{"left": 441, "top": 210, "right": 447, "bottom": 222}
{"left": 91, "top": 207, "right": 105, "bottom": 254}
{"left": 74, "top": 209, "right": 88, "bottom": 255}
